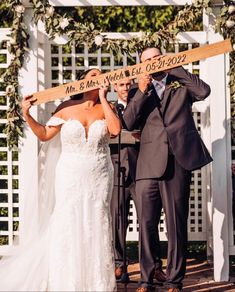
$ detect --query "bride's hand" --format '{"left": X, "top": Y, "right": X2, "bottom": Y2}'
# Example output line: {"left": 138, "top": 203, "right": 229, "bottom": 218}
{"left": 99, "top": 79, "right": 110, "bottom": 100}
{"left": 21, "top": 95, "right": 36, "bottom": 118}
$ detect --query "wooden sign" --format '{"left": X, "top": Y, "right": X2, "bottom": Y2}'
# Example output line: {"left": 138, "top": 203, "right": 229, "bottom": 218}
{"left": 31, "top": 39, "right": 233, "bottom": 105}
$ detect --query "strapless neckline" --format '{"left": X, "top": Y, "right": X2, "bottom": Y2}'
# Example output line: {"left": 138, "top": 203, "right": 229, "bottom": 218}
{"left": 62, "top": 118, "right": 106, "bottom": 141}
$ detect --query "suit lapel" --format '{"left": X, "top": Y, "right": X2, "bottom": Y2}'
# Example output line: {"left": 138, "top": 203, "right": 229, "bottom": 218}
{"left": 147, "top": 84, "right": 163, "bottom": 119}
{"left": 149, "top": 84, "right": 162, "bottom": 107}
{"left": 160, "top": 75, "right": 173, "bottom": 116}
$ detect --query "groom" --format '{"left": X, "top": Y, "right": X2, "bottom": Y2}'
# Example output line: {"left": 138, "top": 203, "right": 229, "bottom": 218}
{"left": 110, "top": 78, "right": 166, "bottom": 284}
{"left": 123, "top": 46, "right": 212, "bottom": 292}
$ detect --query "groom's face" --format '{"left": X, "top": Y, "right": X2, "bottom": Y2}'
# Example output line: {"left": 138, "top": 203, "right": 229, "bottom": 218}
{"left": 140, "top": 47, "right": 166, "bottom": 80}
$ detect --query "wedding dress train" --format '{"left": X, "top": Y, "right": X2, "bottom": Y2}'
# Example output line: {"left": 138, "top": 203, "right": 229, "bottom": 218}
{"left": 0, "top": 117, "right": 116, "bottom": 291}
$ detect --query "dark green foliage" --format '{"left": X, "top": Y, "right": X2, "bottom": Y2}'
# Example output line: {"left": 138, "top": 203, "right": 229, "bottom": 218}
{"left": 215, "top": 1, "right": 235, "bottom": 146}
{"left": 57, "top": 6, "right": 182, "bottom": 32}
{"left": 0, "top": 4, "right": 202, "bottom": 32}
{"left": 0, "top": 3, "right": 13, "bottom": 27}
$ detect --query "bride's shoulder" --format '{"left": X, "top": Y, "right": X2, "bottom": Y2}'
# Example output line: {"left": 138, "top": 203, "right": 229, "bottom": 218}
{"left": 54, "top": 99, "right": 74, "bottom": 115}
{"left": 47, "top": 100, "right": 75, "bottom": 125}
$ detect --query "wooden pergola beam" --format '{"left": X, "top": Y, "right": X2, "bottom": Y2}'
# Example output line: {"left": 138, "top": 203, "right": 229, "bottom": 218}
{"left": 49, "top": 0, "right": 192, "bottom": 6}
{"left": 21, "top": 0, "right": 192, "bottom": 7}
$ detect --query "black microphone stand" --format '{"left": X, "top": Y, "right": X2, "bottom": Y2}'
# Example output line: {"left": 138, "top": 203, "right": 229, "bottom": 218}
{"left": 116, "top": 104, "right": 129, "bottom": 287}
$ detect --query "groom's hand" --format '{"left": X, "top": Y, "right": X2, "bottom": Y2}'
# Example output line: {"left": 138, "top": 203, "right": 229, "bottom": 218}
{"left": 138, "top": 74, "right": 152, "bottom": 93}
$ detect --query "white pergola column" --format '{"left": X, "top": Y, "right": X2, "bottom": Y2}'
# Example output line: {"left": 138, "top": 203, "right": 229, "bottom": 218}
{"left": 208, "top": 30, "right": 231, "bottom": 281}
{"left": 18, "top": 8, "right": 39, "bottom": 242}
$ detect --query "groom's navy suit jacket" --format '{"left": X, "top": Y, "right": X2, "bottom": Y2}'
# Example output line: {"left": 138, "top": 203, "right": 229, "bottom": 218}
{"left": 123, "top": 66, "right": 212, "bottom": 180}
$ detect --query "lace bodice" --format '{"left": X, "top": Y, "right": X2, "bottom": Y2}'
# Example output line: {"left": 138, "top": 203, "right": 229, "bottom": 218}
{"left": 47, "top": 117, "right": 110, "bottom": 155}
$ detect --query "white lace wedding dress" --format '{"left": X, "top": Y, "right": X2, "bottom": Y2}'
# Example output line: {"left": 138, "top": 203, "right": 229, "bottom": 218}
{"left": 0, "top": 117, "right": 116, "bottom": 292}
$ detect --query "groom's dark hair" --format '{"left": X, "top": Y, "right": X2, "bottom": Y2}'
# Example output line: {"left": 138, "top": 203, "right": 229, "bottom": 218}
{"left": 139, "top": 46, "right": 162, "bottom": 62}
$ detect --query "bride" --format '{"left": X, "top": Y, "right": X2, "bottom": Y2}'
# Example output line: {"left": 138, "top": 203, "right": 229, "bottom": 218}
{"left": 0, "top": 68, "right": 121, "bottom": 291}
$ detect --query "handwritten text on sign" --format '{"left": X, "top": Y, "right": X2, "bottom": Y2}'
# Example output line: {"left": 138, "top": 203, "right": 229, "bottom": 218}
{"left": 65, "top": 54, "right": 187, "bottom": 94}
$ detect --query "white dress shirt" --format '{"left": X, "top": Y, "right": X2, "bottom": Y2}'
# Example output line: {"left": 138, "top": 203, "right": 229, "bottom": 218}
{"left": 152, "top": 74, "right": 168, "bottom": 99}
{"left": 117, "top": 99, "right": 127, "bottom": 109}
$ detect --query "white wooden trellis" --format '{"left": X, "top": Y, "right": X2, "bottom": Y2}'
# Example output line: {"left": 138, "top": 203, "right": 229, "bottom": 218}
{"left": 0, "top": 29, "right": 20, "bottom": 254}
{"left": 0, "top": 0, "right": 233, "bottom": 283}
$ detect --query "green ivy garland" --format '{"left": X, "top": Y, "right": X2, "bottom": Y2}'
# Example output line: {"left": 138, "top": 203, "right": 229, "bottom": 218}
{"left": 3, "top": 0, "right": 232, "bottom": 149}
{"left": 3, "top": 0, "right": 28, "bottom": 149}
{"left": 29, "top": 0, "right": 210, "bottom": 54}
{"left": 216, "top": 0, "right": 235, "bottom": 145}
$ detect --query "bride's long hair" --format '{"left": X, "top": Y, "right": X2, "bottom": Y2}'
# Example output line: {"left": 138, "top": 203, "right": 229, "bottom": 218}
{"left": 70, "top": 69, "right": 100, "bottom": 100}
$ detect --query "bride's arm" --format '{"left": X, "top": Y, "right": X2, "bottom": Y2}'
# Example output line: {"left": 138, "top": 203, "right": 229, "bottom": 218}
{"left": 22, "top": 96, "right": 61, "bottom": 142}
{"left": 99, "top": 85, "right": 121, "bottom": 136}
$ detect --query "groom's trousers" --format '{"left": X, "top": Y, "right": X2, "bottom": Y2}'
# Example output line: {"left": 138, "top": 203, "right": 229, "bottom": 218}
{"left": 135, "top": 154, "right": 191, "bottom": 289}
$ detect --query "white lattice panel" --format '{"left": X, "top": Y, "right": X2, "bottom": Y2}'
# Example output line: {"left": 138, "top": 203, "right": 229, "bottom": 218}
{"left": 0, "top": 30, "right": 19, "bottom": 250}
{"left": 49, "top": 42, "right": 138, "bottom": 101}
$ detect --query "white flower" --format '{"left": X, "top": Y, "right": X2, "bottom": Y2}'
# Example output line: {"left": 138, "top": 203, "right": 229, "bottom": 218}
{"left": 53, "top": 34, "right": 69, "bottom": 45}
{"left": 9, "top": 38, "right": 16, "bottom": 45}
{"left": 226, "top": 20, "right": 235, "bottom": 28}
{"left": 15, "top": 5, "right": 25, "bottom": 14}
{"left": 6, "top": 85, "right": 15, "bottom": 94}
{"left": 169, "top": 81, "right": 183, "bottom": 89}
{"left": 228, "top": 5, "right": 235, "bottom": 14}
{"left": 15, "top": 5, "right": 25, "bottom": 17}
{"left": 10, "top": 53, "right": 15, "bottom": 60}
{"left": 45, "top": 6, "right": 55, "bottom": 18}
{"left": 139, "top": 31, "right": 145, "bottom": 41}
{"left": 94, "top": 35, "right": 103, "bottom": 46}
{"left": 60, "top": 18, "right": 69, "bottom": 30}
